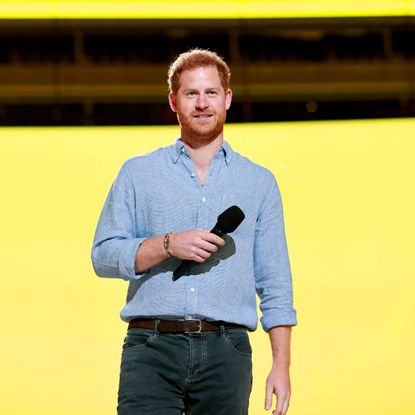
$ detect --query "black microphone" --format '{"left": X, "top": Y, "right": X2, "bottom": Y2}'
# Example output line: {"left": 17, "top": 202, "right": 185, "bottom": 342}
{"left": 172, "top": 205, "right": 245, "bottom": 281}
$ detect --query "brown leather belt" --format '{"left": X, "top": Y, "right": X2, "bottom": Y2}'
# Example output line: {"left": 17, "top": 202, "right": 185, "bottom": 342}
{"left": 128, "top": 318, "right": 246, "bottom": 333}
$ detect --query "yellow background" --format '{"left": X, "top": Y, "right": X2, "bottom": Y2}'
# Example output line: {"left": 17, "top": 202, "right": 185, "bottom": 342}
{"left": 1, "top": 0, "right": 415, "bottom": 18}
{"left": 1, "top": 119, "right": 415, "bottom": 414}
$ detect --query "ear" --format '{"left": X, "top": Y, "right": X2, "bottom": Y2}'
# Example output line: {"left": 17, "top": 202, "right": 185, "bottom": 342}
{"left": 168, "top": 92, "right": 177, "bottom": 112}
{"left": 225, "top": 88, "right": 232, "bottom": 110}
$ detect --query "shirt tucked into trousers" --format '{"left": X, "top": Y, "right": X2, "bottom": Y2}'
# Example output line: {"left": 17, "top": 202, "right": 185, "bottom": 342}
{"left": 91, "top": 139, "right": 297, "bottom": 414}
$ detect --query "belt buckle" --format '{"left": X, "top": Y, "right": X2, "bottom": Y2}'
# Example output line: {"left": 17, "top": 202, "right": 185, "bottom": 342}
{"left": 184, "top": 318, "right": 202, "bottom": 334}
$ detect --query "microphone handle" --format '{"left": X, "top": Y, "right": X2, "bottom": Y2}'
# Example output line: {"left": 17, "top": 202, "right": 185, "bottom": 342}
{"left": 172, "top": 226, "right": 224, "bottom": 281}
{"left": 172, "top": 259, "right": 193, "bottom": 281}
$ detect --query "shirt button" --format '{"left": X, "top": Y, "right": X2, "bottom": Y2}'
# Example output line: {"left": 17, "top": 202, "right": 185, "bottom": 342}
{"left": 190, "top": 287, "right": 195, "bottom": 292}
{"left": 191, "top": 172, "right": 196, "bottom": 178}
{"left": 181, "top": 148, "right": 185, "bottom": 153}
{"left": 201, "top": 197, "right": 206, "bottom": 202}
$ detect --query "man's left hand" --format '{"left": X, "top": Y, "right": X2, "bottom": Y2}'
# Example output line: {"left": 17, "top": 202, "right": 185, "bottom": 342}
{"left": 265, "top": 364, "right": 291, "bottom": 415}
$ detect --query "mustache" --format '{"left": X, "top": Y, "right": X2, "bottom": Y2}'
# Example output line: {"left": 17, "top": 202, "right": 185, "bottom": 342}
{"left": 192, "top": 112, "right": 214, "bottom": 116}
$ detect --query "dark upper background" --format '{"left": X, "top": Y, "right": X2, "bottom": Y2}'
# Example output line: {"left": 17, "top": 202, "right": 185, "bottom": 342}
{"left": 1, "top": 17, "right": 415, "bottom": 125}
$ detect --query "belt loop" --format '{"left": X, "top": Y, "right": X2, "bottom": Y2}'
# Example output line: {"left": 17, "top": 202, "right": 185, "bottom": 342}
{"left": 220, "top": 324, "right": 226, "bottom": 339}
{"left": 154, "top": 319, "right": 160, "bottom": 338}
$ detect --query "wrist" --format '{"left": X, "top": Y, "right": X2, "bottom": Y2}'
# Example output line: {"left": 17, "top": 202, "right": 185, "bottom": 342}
{"left": 271, "top": 360, "right": 290, "bottom": 371}
{"left": 163, "top": 232, "right": 173, "bottom": 258}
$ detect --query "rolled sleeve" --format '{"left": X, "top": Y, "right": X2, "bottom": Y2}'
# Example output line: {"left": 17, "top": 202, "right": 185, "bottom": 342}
{"left": 254, "top": 172, "right": 298, "bottom": 331}
{"left": 261, "top": 308, "right": 298, "bottom": 332}
{"left": 91, "top": 161, "right": 145, "bottom": 281}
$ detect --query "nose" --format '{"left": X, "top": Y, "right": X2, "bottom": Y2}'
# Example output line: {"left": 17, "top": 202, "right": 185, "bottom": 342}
{"left": 195, "top": 94, "right": 208, "bottom": 110}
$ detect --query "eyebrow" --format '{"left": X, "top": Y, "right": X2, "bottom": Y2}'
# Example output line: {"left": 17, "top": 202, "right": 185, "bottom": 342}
{"left": 183, "top": 87, "right": 220, "bottom": 92}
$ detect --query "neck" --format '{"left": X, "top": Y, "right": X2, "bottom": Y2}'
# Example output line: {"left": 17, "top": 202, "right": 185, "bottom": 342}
{"left": 181, "top": 134, "right": 224, "bottom": 185}
{"left": 182, "top": 134, "right": 224, "bottom": 171}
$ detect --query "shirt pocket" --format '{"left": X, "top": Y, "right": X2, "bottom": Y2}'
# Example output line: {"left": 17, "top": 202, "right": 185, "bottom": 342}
{"left": 221, "top": 192, "right": 257, "bottom": 239}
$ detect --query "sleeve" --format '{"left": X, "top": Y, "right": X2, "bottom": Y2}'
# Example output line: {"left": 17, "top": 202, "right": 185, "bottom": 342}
{"left": 254, "top": 172, "right": 298, "bottom": 331}
{"left": 91, "top": 161, "right": 146, "bottom": 281}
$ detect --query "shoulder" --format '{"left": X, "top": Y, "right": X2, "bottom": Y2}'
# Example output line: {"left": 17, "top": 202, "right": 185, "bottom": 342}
{"left": 110, "top": 146, "right": 168, "bottom": 188}
{"left": 124, "top": 146, "right": 165, "bottom": 168}
{"left": 119, "top": 146, "right": 168, "bottom": 177}
{"left": 231, "top": 149, "right": 277, "bottom": 185}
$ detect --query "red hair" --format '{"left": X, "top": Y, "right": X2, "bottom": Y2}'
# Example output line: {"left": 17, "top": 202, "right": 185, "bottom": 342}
{"left": 167, "top": 48, "right": 231, "bottom": 94}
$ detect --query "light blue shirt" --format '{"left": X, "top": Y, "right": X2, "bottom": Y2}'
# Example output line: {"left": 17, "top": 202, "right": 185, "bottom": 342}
{"left": 91, "top": 139, "right": 297, "bottom": 331}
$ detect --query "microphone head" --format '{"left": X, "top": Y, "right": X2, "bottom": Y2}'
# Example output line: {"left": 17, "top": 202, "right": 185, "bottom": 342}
{"left": 217, "top": 205, "right": 245, "bottom": 234}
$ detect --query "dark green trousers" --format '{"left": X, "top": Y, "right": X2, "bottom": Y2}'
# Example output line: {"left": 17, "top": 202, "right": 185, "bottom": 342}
{"left": 117, "top": 325, "right": 252, "bottom": 415}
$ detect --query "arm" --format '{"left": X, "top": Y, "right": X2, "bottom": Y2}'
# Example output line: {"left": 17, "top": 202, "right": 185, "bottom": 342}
{"left": 265, "top": 326, "right": 292, "bottom": 415}
{"left": 91, "top": 161, "right": 146, "bottom": 280}
{"left": 134, "top": 230, "right": 225, "bottom": 273}
{"left": 252, "top": 172, "right": 297, "bottom": 413}
{"left": 254, "top": 172, "right": 297, "bottom": 330}
{"left": 91, "top": 161, "right": 224, "bottom": 277}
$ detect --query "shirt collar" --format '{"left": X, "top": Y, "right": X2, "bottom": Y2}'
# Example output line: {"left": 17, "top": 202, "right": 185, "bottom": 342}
{"left": 168, "top": 138, "right": 233, "bottom": 165}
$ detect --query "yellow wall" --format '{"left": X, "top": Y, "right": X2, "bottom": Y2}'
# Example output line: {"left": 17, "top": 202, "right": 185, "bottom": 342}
{"left": 0, "top": 0, "right": 415, "bottom": 18}
{"left": 1, "top": 119, "right": 414, "bottom": 414}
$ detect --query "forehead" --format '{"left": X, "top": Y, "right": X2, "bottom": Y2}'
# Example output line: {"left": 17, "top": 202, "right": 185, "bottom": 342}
{"left": 178, "top": 66, "right": 222, "bottom": 90}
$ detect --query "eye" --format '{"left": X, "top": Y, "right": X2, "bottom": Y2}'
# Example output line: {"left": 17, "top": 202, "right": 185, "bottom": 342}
{"left": 186, "top": 91, "right": 197, "bottom": 97}
{"left": 207, "top": 91, "right": 217, "bottom": 97}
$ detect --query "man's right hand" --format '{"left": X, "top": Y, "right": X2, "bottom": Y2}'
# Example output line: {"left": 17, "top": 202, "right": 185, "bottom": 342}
{"left": 169, "top": 230, "right": 225, "bottom": 262}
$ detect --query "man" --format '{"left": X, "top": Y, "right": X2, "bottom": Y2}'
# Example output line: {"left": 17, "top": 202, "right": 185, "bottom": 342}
{"left": 92, "top": 49, "right": 297, "bottom": 415}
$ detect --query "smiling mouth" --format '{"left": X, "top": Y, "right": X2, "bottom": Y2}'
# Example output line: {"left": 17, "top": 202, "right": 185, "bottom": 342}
{"left": 193, "top": 114, "right": 213, "bottom": 119}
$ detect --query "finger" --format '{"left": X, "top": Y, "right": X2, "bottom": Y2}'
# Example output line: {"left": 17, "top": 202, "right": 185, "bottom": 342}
{"left": 191, "top": 249, "right": 211, "bottom": 262}
{"left": 275, "top": 396, "right": 284, "bottom": 415}
{"left": 200, "top": 231, "right": 225, "bottom": 246}
{"left": 196, "top": 239, "right": 219, "bottom": 253}
{"left": 264, "top": 383, "right": 273, "bottom": 410}
{"left": 275, "top": 393, "right": 290, "bottom": 415}
{"left": 212, "top": 234, "right": 226, "bottom": 246}
{"left": 282, "top": 397, "right": 290, "bottom": 415}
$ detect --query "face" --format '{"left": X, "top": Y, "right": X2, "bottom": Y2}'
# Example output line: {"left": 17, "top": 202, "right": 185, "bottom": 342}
{"left": 168, "top": 66, "right": 232, "bottom": 145}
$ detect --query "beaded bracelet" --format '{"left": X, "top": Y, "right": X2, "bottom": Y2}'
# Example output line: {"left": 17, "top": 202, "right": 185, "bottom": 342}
{"left": 163, "top": 232, "right": 172, "bottom": 258}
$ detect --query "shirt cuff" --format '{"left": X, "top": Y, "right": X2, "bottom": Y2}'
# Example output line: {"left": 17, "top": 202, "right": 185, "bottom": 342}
{"left": 261, "top": 309, "right": 298, "bottom": 332}
{"left": 119, "top": 238, "right": 147, "bottom": 280}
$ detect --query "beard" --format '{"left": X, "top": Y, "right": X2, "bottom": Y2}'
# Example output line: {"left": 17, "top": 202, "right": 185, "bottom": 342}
{"left": 177, "top": 110, "right": 227, "bottom": 143}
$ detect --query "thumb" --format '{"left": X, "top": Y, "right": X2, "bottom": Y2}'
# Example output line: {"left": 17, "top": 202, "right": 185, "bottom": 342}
{"left": 265, "top": 382, "right": 273, "bottom": 410}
